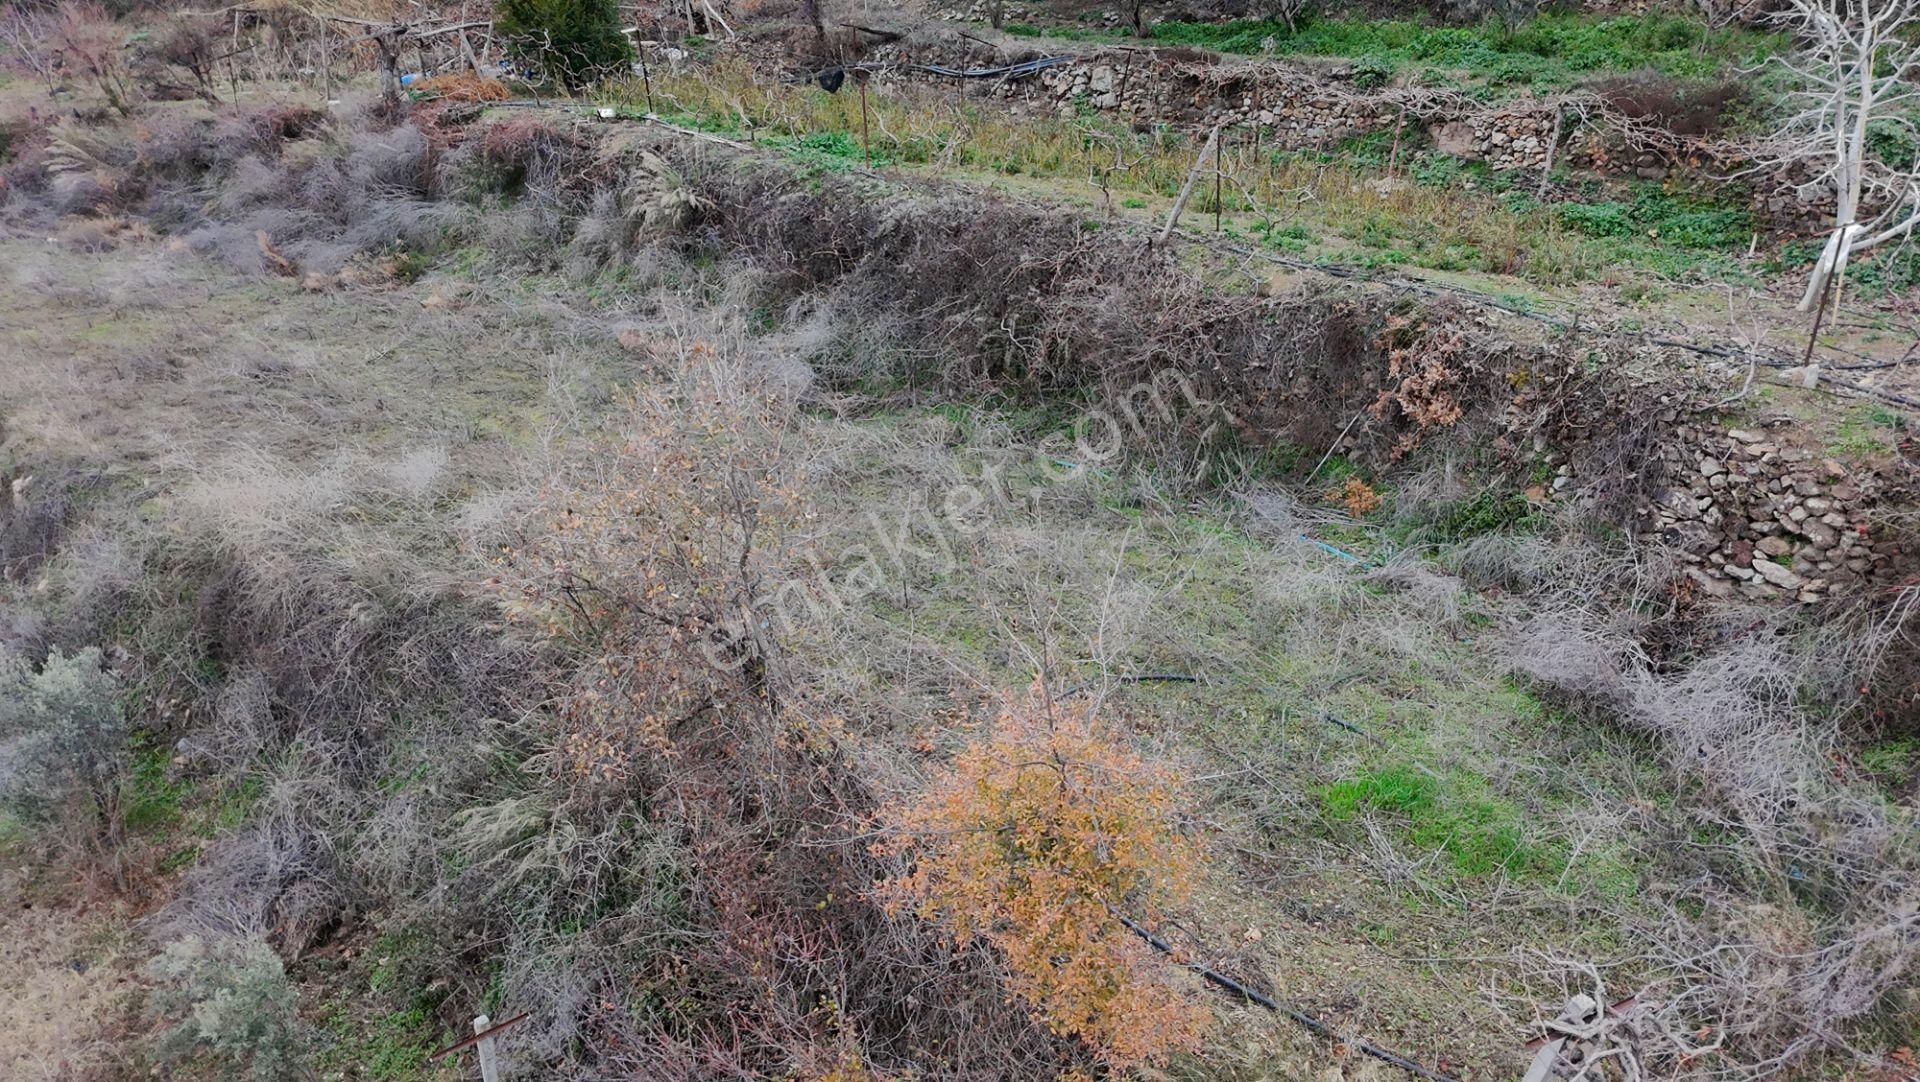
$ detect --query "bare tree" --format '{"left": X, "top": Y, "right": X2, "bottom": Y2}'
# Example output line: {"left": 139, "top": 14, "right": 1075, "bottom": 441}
{"left": 1255, "top": 0, "right": 1318, "bottom": 33}
{"left": 1759, "top": 0, "right": 1920, "bottom": 314}
{"left": 0, "top": 3, "right": 60, "bottom": 96}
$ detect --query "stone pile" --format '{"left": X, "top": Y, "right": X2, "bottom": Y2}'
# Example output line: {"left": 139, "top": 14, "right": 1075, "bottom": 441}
{"left": 1031, "top": 58, "right": 1568, "bottom": 170}
{"left": 1653, "top": 425, "right": 1886, "bottom": 602}
{"left": 1450, "top": 113, "right": 1557, "bottom": 172}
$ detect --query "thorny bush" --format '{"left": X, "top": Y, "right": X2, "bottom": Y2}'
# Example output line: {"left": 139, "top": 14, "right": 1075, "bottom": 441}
{"left": 492, "top": 349, "right": 804, "bottom": 801}
{"left": 485, "top": 351, "right": 1065, "bottom": 1077}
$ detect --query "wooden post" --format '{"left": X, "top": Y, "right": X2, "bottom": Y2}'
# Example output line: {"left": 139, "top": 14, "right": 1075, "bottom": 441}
{"left": 1537, "top": 105, "right": 1564, "bottom": 198}
{"left": 1386, "top": 105, "right": 1406, "bottom": 180}
{"left": 638, "top": 43, "right": 655, "bottom": 113}
{"left": 458, "top": 29, "right": 481, "bottom": 75}
{"left": 228, "top": 10, "right": 241, "bottom": 103}
{"left": 858, "top": 75, "right": 872, "bottom": 168}
{"left": 1160, "top": 124, "right": 1221, "bottom": 242}
{"left": 1801, "top": 254, "right": 1838, "bottom": 368}
{"left": 473, "top": 1015, "right": 502, "bottom": 1082}
{"left": 1213, "top": 127, "right": 1224, "bottom": 232}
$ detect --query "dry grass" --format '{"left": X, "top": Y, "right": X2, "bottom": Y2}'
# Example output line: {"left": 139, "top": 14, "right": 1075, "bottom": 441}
{"left": 615, "top": 61, "right": 1619, "bottom": 285}
{"left": 1492, "top": 534, "right": 1920, "bottom": 1076}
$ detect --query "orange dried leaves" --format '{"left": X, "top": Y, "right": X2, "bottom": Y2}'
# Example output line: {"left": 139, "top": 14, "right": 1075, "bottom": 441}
{"left": 880, "top": 691, "right": 1208, "bottom": 1069}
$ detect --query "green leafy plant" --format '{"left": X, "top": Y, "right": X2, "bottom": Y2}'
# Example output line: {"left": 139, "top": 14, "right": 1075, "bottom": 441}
{"left": 147, "top": 935, "right": 311, "bottom": 1080}
{"left": 494, "top": 0, "right": 633, "bottom": 91}
{"left": 1323, "top": 765, "right": 1544, "bottom": 877}
{"left": 0, "top": 647, "right": 129, "bottom": 839}
{"left": 1137, "top": 12, "right": 1778, "bottom": 90}
{"left": 1557, "top": 201, "right": 1634, "bottom": 238}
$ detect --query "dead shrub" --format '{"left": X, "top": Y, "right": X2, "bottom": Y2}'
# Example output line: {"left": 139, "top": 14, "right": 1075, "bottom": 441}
{"left": 414, "top": 72, "right": 511, "bottom": 102}
{"left": 42, "top": 121, "right": 137, "bottom": 214}
{"left": 161, "top": 749, "right": 352, "bottom": 959}
{"left": 1330, "top": 476, "right": 1384, "bottom": 517}
{"left": 46, "top": 1, "right": 141, "bottom": 117}
{"left": 1497, "top": 561, "right": 1920, "bottom": 1075}
{"left": 1805, "top": 585, "right": 1920, "bottom": 739}
{"left": 565, "top": 147, "right": 705, "bottom": 274}
{"left": 490, "top": 353, "right": 801, "bottom": 799}
{"left": 137, "top": 17, "right": 221, "bottom": 103}
{"left": 472, "top": 115, "right": 592, "bottom": 196}
{"left": 0, "top": 2, "right": 60, "bottom": 91}
{"left": 1364, "top": 558, "right": 1467, "bottom": 625}
{"left": 55, "top": 212, "right": 148, "bottom": 250}
{"left": 1369, "top": 312, "right": 1473, "bottom": 459}
{"left": 0, "top": 113, "right": 53, "bottom": 206}
{"left": 1, "top": 468, "right": 92, "bottom": 583}
{"left": 1593, "top": 70, "right": 1751, "bottom": 138}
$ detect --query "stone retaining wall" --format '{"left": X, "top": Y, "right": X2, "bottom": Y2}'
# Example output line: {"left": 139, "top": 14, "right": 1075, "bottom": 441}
{"left": 870, "top": 46, "right": 1836, "bottom": 234}
{"left": 1653, "top": 424, "right": 1894, "bottom": 602}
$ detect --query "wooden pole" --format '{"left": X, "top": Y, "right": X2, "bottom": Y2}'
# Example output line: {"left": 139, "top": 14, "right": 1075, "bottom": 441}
{"left": 1801, "top": 257, "right": 1837, "bottom": 368}
{"left": 228, "top": 10, "right": 241, "bottom": 103}
{"left": 1386, "top": 105, "right": 1406, "bottom": 180}
{"left": 858, "top": 76, "right": 872, "bottom": 168}
{"left": 1213, "top": 127, "right": 1223, "bottom": 232}
{"left": 1160, "top": 124, "right": 1221, "bottom": 242}
{"left": 639, "top": 44, "right": 655, "bottom": 113}
{"left": 1537, "top": 105, "right": 1563, "bottom": 198}
{"left": 458, "top": 29, "right": 480, "bottom": 75}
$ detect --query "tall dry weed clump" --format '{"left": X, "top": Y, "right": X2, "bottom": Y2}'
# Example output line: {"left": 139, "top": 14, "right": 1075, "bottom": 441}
{"left": 880, "top": 688, "right": 1209, "bottom": 1071}
{"left": 492, "top": 350, "right": 804, "bottom": 798}
{"left": 1492, "top": 538, "right": 1920, "bottom": 1075}
{"left": 470, "top": 350, "right": 1076, "bottom": 1077}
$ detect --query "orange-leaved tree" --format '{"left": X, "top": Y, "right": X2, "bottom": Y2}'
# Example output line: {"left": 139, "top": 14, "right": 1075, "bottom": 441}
{"left": 878, "top": 686, "right": 1209, "bottom": 1070}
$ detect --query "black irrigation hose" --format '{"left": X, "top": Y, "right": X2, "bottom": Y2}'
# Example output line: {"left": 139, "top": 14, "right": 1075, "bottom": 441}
{"left": 1113, "top": 911, "right": 1463, "bottom": 1082}
{"left": 1321, "top": 710, "right": 1388, "bottom": 749}
{"left": 1054, "top": 672, "right": 1200, "bottom": 700}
